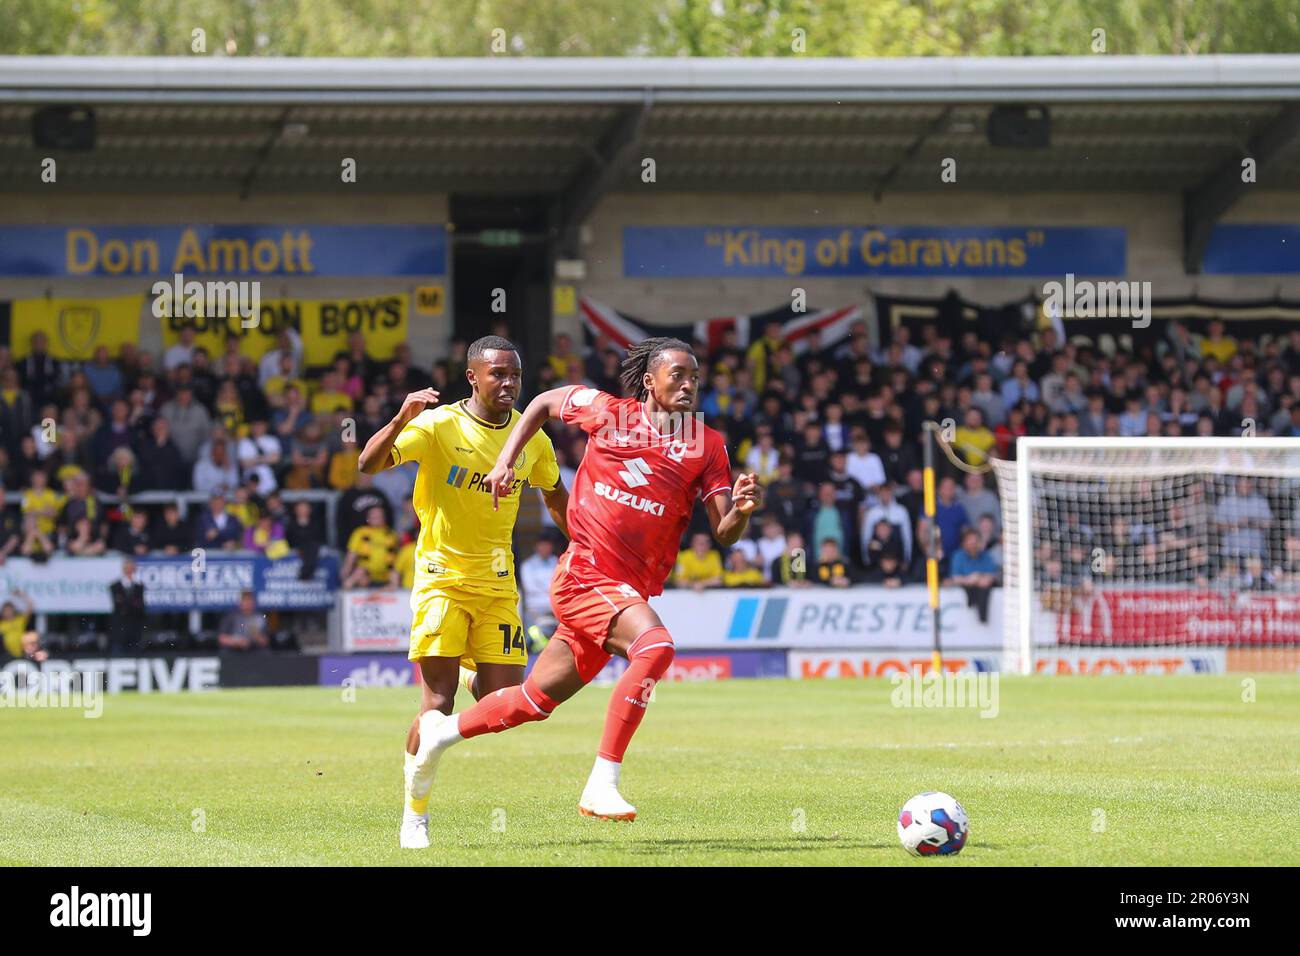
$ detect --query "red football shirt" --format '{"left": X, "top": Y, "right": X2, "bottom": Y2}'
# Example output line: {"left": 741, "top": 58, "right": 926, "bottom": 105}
{"left": 559, "top": 385, "right": 733, "bottom": 599}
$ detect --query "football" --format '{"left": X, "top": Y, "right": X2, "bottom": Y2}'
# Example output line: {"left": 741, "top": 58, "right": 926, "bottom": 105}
{"left": 897, "top": 792, "right": 969, "bottom": 857}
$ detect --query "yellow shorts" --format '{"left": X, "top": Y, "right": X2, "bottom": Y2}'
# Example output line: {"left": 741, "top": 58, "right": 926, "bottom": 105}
{"left": 408, "top": 586, "right": 526, "bottom": 667}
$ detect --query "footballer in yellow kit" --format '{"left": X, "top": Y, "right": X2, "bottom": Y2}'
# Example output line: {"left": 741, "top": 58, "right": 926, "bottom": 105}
{"left": 393, "top": 396, "right": 560, "bottom": 668}
{"left": 357, "top": 334, "right": 570, "bottom": 850}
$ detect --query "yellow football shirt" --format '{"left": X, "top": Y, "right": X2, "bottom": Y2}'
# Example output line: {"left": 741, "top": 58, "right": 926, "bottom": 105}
{"left": 265, "top": 376, "right": 310, "bottom": 403}
{"left": 954, "top": 425, "right": 996, "bottom": 467}
{"left": 228, "top": 501, "right": 259, "bottom": 529}
{"left": 216, "top": 401, "right": 244, "bottom": 436}
{"left": 347, "top": 526, "right": 399, "bottom": 583}
{"left": 22, "top": 489, "right": 64, "bottom": 536}
{"left": 392, "top": 400, "right": 560, "bottom": 596}
{"left": 723, "top": 566, "right": 765, "bottom": 588}
{"left": 675, "top": 549, "right": 723, "bottom": 586}
{"left": 328, "top": 448, "right": 360, "bottom": 490}
{"left": 1200, "top": 337, "right": 1238, "bottom": 363}
{"left": 311, "top": 390, "right": 353, "bottom": 415}
{"left": 1, "top": 614, "right": 29, "bottom": 658}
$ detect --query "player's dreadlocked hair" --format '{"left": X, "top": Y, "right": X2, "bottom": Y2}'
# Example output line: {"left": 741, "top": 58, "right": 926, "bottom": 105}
{"left": 619, "top": 336, "right": 693, "bottom": 400}
{"left": 467, "top": 334, "right": 518, "bottom": 362}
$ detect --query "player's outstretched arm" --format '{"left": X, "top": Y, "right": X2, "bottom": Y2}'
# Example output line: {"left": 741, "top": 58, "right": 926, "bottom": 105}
{"left": 485, "top": 386, "right": 572, "bottom": 511}
{"left": 707, "top": 473, "right": 763, "bottom": 547}
{"left": 358, "top": 388, "right": 440, "bottom": 475}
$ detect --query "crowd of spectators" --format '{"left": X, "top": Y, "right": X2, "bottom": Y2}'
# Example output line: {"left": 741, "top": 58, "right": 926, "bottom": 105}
{"left": 0, "top": 325, "right": 445, "bottom": 572}
{"left": 3, "top": 309, "right": 1300, "bottom": 637}
{"left": 644, "top": 315, "right": 1300, "bottom": 609}
{"left": 1032, "top": 473, "right": 1300, "bottom": 599}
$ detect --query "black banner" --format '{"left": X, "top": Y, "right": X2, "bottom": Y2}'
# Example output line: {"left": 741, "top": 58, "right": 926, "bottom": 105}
{"left": 874, "top": 290, "right": 1300, "bottom": 352}
{"left": 0, "top": 867, "right": 1272, "bottom": 941}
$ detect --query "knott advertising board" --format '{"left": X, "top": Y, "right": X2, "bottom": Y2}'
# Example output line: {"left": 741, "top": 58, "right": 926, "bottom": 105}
{"left": 1032, "top": 648, "right": 1226, "bottom": 675}
{"left": 790, "top": 651, "right": 1002, "bottom": 678}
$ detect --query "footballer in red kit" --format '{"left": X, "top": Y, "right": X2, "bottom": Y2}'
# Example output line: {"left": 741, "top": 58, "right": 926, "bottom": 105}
{"left": 403, "top": 336, "right": 762, "bottom": 831}
{"left": 549, "top": 381, "right": 734, "bottom": 681}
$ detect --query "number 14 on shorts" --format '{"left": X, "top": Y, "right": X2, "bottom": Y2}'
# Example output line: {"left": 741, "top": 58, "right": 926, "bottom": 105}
{"left": 499, "top": 624, "right": 525, "bottom": 656}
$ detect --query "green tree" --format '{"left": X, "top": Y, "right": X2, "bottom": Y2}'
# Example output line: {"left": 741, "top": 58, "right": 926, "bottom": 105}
{"left": 2, "top": 0, "right": 1297, "bottom": 56}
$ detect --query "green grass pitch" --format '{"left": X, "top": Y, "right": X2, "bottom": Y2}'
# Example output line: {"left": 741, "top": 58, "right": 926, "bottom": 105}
{"left": 2, "top": 676, "right": 1297, "bottom": 866}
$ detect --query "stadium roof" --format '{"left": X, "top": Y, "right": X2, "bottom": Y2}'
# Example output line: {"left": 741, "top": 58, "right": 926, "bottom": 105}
{"left": 2, "top": 55, "right": 1299, "bottom": 269}
{"left": 6, "top": 55, "right": 1300, "bottom": 103}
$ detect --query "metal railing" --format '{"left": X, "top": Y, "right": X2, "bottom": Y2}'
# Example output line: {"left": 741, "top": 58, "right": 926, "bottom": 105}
{"left": 95, "top": 489, "right": 343, "bottom": 548}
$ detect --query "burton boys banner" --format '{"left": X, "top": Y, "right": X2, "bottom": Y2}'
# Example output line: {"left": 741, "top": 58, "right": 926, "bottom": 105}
{"left": 159, "top": 292, "right": 409, "bottom": 365}
{"left": 623, "top": 225, "right": 1126, "bottom": 278}
{"left": 0, "top": 224, "right": 447, "bottom": 278}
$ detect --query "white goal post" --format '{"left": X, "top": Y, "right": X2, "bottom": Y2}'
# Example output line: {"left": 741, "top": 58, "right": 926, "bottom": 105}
{"left": 990, "top": 437, "right": 1300, "bottom": 675}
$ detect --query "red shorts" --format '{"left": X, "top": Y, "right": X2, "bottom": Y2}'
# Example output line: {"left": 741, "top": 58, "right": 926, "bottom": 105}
{"left": 549, "top": 550, "right": 648, "bottom": 684}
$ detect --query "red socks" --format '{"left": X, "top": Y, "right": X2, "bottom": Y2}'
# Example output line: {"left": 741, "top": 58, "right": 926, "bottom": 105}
{"left": 452, "top": 626, "right": 676, "bottom": 764}
{"left": 455, "top": 677, "right": 557, "bottom": 739}
{"left": 598, "top": 627, "right": 675, "bottom": 762}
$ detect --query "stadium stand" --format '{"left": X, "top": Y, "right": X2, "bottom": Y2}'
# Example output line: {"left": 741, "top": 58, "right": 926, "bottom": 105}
{"left": 4, "top": 299, "right": 1300, "bottom": 658}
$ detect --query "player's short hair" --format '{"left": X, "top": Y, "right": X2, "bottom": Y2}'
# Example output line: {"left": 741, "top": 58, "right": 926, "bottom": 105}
{"left": 467, "top": 335, "right": 518, "bottom": 364}
{"left": 620, "top": 336, "right": 694, "bottom": 400}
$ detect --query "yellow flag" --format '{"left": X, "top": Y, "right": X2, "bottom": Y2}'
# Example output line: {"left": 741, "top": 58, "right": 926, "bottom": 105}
{"left": 12, "top": 294, "right": 144, "bottom": 360}
{"left": 553, "top": 284, "right": 576, "bottom": 316}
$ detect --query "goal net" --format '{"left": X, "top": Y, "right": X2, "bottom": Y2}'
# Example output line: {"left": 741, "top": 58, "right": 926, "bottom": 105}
{"left": 990, "top": 438, "right": 1300, "bottom": 674}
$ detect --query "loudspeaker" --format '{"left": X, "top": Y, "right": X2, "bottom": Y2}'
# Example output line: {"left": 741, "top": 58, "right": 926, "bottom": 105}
{"left": 32, "top": 105, "right": 96, "bottom": 150}
{"left": 986, "top": 105, "right": 1050, "bottom": 149}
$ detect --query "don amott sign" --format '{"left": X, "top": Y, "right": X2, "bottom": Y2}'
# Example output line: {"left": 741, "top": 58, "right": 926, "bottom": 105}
{"left": 0, "top": 224, "right": 447, "bottom": 277}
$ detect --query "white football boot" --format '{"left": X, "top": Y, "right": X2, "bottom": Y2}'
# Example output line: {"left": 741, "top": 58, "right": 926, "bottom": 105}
{"left": 578, "top": 785, "right": 638, "bottom": 821}
{"left": 578, "top": 756, "right": 637, "bottom": 821}
{"left": 399, "top": 806, "right": 430, "bottom": 849}
{"left": 399, "top": 711, "right": 452, "bottom": 848}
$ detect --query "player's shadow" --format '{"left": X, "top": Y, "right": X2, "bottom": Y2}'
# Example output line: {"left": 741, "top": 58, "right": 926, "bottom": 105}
{"left": 529, "top": 835, "right": 882, "bottom": 854}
